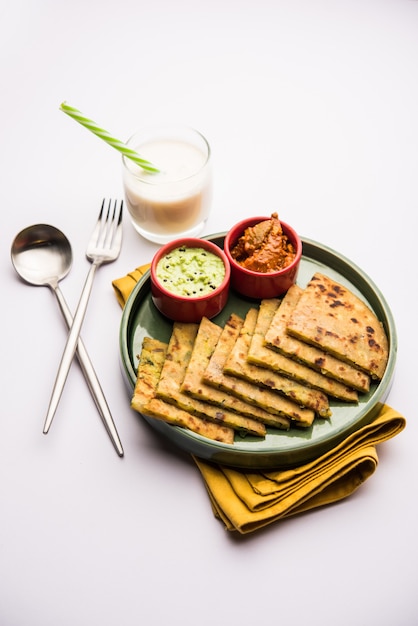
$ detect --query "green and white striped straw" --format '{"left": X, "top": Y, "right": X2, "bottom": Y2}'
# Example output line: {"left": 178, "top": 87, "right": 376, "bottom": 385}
{"left": 59, "top": 102, "right": 160, "bottom": 173}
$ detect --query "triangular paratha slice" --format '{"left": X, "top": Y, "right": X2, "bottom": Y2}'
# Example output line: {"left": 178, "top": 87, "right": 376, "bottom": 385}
{"left": 203, "top": 314, "right": 316, "bottom": 427}
{"left": 181, "top": 317, "right": 290, "bottom": 430}
{"left": 156, "top": 322, "right": 266, "bottom": 437}
{"left": 286, "top": 273, "right": 389, "bottom": 380}
{"left": 264, "top": 284, "right": 371, "bottom": 392}
{"left": 224, "top": 308, "right": 331, "bottom": 419}
{"left": 131, "top": 337, "right": 234, "bottom": 443}
{"left": 248, "top": 299, "right": 359, "bottom": 402}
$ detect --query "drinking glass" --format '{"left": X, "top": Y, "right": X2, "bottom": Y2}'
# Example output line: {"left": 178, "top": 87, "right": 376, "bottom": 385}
{"left": 122, "top": 125, "right": 212, "bottom": 244}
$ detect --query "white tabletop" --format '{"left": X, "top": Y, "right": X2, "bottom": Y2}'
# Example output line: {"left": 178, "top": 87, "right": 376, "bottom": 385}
{"left": 1, "top": 1, "right": 417, "bottom": 624}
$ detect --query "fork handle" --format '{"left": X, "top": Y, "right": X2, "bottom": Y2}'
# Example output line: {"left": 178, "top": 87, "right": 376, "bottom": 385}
{"left": 44, "top": 261, "right": 100, "bottom": 436}
{"left": 54, "top": 284, "right": 124, "bottom": 456}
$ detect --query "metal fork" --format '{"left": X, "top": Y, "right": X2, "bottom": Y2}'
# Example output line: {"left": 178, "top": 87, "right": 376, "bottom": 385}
{"left": 43, "top": 199, "right": 124, "bottom": 443}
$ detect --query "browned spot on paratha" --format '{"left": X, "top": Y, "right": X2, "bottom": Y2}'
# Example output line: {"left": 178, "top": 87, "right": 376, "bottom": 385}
{"left": 264, "top": 284, "right": 370, "bottom": 392}
{"left": 286, "top": 273, "right": 389, "bottom": 380}
{"left": 248, "top": 299, "right": 358, "bottom": 402}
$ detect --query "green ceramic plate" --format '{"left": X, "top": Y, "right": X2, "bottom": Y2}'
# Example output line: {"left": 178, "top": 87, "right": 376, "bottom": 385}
{"left": 119, "top": 234, "right": 397, "bottom": 469}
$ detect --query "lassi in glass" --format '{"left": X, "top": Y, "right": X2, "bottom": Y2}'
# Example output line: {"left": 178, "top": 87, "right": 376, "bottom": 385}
{"left": 122, "top": 125, "right": 212, "bottom": 244}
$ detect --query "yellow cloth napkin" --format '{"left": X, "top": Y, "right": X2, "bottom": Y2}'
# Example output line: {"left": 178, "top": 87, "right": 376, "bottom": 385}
{"left": 112, "top": 267, "right": 406, "bottom": 534}
{"left": 112, "top": 264, "right": 151, "bottom": 307}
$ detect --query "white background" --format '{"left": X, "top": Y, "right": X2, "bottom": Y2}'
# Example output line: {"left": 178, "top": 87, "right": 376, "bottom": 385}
{"left": 1, "top": 1, "right": 417, "bottom": 624}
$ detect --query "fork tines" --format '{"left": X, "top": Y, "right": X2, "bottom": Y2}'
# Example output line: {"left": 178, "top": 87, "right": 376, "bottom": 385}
{"left": 97, "top": 198, "right": 123, "bottom": 248}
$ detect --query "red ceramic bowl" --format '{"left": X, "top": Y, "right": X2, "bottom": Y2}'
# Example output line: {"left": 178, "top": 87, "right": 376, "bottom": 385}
{"left": 224, "top": 217, "right": 302, "bottom": 299}
{"left": 150, "top": 237, "right": 230, "bottom": 323}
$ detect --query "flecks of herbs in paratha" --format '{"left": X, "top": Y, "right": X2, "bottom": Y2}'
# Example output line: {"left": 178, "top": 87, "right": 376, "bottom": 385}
{"left": 131, "top": 337, "right": 234, "bottom": 443}
{"left": 156, "top": 322, "right": 266, "bottom": 437}
{"left": 224, "top": 308, "right": 330, "bottom": 419}
{"left": 181, "top": 317, "right": 290, "bottom": 429}
{"left": 203, "top": 313, "right": 317, "bottom": 427}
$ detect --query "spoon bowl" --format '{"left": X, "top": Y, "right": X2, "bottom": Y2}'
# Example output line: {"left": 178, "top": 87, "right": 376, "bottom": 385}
{"left": 11, "top": 224, "right": 73, "bottom": 288}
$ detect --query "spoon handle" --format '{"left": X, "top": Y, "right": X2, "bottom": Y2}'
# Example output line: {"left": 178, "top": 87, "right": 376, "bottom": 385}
{"left": 53, "top": 285, "right": 124, "bottom": 457}
{"left": 44, "top": 262, "right": 99, "bottom": 437}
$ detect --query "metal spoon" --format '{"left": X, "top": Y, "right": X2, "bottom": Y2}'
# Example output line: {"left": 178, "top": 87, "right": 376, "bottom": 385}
{"left": 10, "top": 224, "right": 124, "bottom": 457}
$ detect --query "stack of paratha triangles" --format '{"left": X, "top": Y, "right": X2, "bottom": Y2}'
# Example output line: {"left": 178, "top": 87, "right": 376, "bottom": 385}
{"left": 131, "top": 272, "right": 389, "bottom": 443}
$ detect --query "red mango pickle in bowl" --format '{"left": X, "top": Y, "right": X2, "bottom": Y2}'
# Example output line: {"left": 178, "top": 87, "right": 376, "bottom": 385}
{"left": 230, "top": 212, "right": 296, "bottom": 273}
{"left": 224, "top": 214, "right": 302, "bottom": 299}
